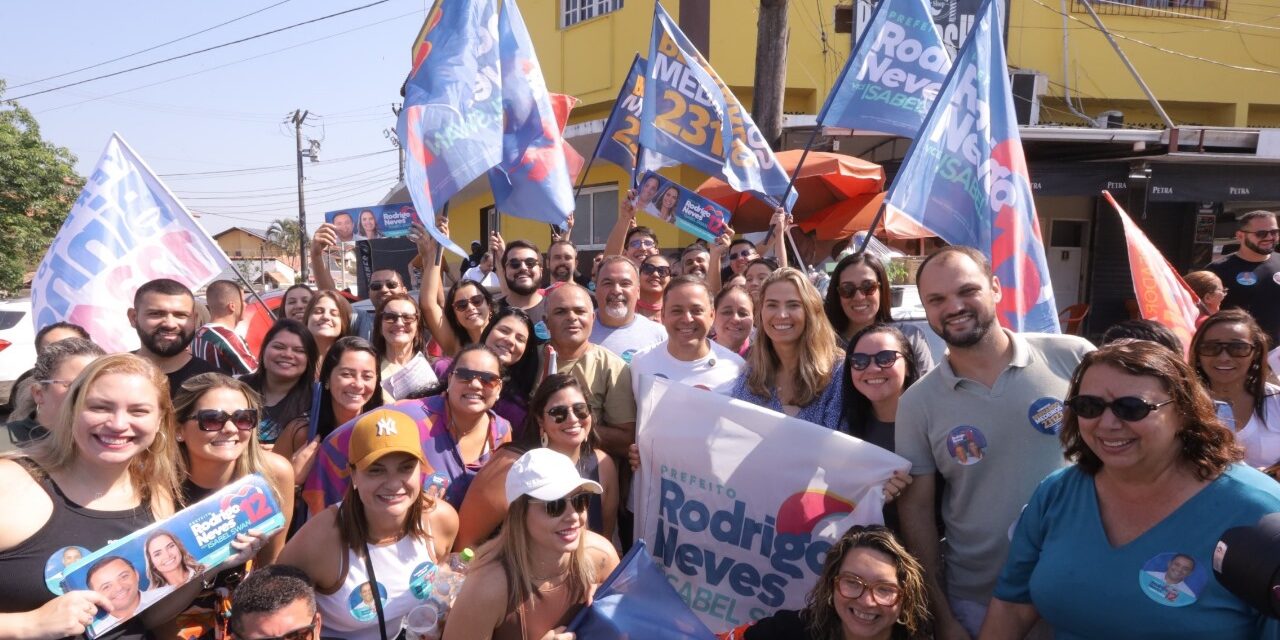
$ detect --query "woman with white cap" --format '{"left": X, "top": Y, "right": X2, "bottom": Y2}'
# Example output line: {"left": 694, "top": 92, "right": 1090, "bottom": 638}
{"left": 280, "top": 408, "right": 459, "bottom": 640}
{"left": 443, "top": 449, "right": 619, "bottom": 640}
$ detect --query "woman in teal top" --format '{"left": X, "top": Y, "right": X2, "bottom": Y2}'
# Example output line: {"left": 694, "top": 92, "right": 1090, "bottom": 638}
{"left": 983, "top": 341, "right": 1280, "bottom": 639}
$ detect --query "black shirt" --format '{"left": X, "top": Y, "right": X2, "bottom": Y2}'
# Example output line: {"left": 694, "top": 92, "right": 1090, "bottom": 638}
{"left": 1207, "top": 252, "right": 1280, "bottom": 342}
{"left": 164, "top": 356, "right": 220, "bottom": 398}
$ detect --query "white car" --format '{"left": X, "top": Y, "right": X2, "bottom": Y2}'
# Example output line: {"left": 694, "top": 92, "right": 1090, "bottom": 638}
{"left": 0, "top": 299, "right": 36, "bottom": 402}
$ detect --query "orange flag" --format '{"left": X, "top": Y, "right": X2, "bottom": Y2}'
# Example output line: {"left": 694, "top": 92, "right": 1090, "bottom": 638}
{"left": 1103, "top": 190, "right": 1201, "bottom": 355}
{"left": 548, "top": 93, "right": 584, "bottom": 183}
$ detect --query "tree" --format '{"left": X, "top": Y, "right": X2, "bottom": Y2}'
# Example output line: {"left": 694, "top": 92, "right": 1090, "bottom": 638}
{"left": 752, "top": 0, "right": 790, "bottom": 149}
{"left": 266, "top": 217, "right": 302, "bottom": 259}
{"left": 0, "top": 80, "right": 83, "bottom": 297}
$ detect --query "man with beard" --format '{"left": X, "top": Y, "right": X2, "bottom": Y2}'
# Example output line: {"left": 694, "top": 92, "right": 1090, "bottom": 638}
{"left": 129, "top": 278, "right": 218, "bottom": 397}
{"left": 496, "top": 239, "right": 548, "bottom": 327}
{"left": 680, "top": 244, "right": 711, "bottom": 281}
{"left": 547, "top": 240, "right": 589, "bottom": 287}
{"left": 191, "top": 279, "right": 258, "bottom": 376}
{"left": 893, "top": 246, "right": 1092, "bottom": 640}
{"left": 588, "top": 256, "right": 666, "bottom": 363}
{"left": 1207, "top": 210, "right": 1280, "bottom": 343}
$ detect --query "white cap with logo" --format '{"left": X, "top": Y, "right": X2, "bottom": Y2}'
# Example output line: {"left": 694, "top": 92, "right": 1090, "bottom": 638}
{"left": 504, "top": 448, "right": 603, "bottom": 507}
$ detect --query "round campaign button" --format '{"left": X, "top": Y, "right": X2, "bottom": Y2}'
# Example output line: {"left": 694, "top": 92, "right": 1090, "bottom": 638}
{"left": 945, "top": 426, "right": 988, "bottom": 466}
{"left": 1236, "top": 272, "right": 1258, "bottom": 286}
{"left": 1137, "top": 552, "right": 1206, "bottom": 608}
{"left": 1028, "top": 397, "right": 1066, "bottom": 435}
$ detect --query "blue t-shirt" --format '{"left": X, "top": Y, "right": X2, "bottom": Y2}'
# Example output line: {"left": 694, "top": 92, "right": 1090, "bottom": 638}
{"left": 995, "top": 464, "right": 1280, "bottom": 639}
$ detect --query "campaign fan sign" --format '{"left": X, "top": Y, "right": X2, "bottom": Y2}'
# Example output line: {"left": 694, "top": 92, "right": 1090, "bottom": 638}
{"left": 325, "top": 203, "right": 423, "bottom": 242}
{"left": 633, "top": 171, "right": 732, "bottom": 242}
{"left": 633, "top": 376, "right": 909, "bottom": 633}
{"left": 59, "top": 474, "right": 285, "bottom": 638}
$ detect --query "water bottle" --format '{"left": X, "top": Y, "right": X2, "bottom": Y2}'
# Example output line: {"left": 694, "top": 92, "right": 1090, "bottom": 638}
{"left": 444, "top": 548, "right": 475, "bottom": 605}
{"left": 423, "top": 547, "right": 475, "bottom": 628}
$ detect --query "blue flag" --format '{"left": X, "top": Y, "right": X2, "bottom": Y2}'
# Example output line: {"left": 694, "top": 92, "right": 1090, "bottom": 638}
{"left": 486, "top": 0, "right": 575, "bottom": 226}
{"left": 595, "top": 55, "right": 672, "bottom": 176}
{"left": 567, "top": 541, "right": 716, "bottom": 640}
{"left": 639, "top": 1, "right": 797, "bottom": 211}
{"left": 398, "top": 0, "right": 502, "bottom": 258}
{"left": 817, "top": 0, "right": 951, "bottom": 137}
{"left": 883, "top": 0, "right": 1059, "bottom": 333}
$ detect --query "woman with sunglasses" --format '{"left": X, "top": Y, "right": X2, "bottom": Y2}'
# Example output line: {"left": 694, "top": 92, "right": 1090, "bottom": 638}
{"left": 732, "top": 268, "right": 847, "bottom": 429}
{"left": 304, "top": 344, "right": 512, "bottom": 515}
{"left": 636, "top": 254, "right": 672, "bottom": 322}
{"left": 241, "top": 320, "right": 318, "bottom": 449}
{"left": 414, "top": 221, "right": 496, "bottom": 357}
{"left": 712, "top": 284, "right": 754, "bottom": 358}
{"left": 282, "top": 284, "right": 314, "bottom": 324}
{"left": 983, "top": 340, "right": 1280, "bottom": 639}
{"left": 304, "top": 290, "right": 353, "bottom": 367}
{"left": 454, "top": 374, "right": 619, "bottom": 552}
{"left": 6, "top": 337, "right": 105, "bottom": 447}
{"left": 432, "top": 307, "right": 538, "bottom": 433}
{"left": 720, "top": 525, "right": 929, "bottom": 640}
{"left": 372, "top": 293, "right": 441, "bottom": 403}
{"left": 824, "top": 252, "right": 934, "bottom": 373}
{"left": 1184, "top": 271, "right": 1227, "bottom": 323}
{"left": 281, "top": 408, "right": 458, "bottom": 640}
{"left": 1189, "top": 309, "right": 1280, "bottom": 468}
{"left": 443, "top": 448, "right": 619, "bottom": 640}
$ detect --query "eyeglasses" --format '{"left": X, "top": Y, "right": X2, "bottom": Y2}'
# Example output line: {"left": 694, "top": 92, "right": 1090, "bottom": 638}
{"left": 834, "top": 573, "right": 902, "bottom": 606}
{"left": 507, "top": 257, "right": 540, "bottom": 270}
{"left": 382, "top": 312, "right": 418, "bottom": 324}
{"left": 1065, "top": 395, "right": 1174, "bottom": 421}
{"left": 627, "top": 238, "right": 656, "bottom": 250}
{"left": 452, "top": 294, "right": 488, "bottom": 312}
{"left": 546, "top": 402, "right": 590, "bottom": 424}
{"left": 849, "top": 350, "right": 904, "bottom": 371}
{"left": 189, "top": 408, "right": 258, "bottom": 432}
{"left": 640, "top": 263, "right": 672, "bottom": 278}
{"left": 1243, "top": 229, "right": 1280, "bottom": 238}
{"left": 235, "top": 617, "right": 318, "bottom": 640}
{"left": 38, "top": 379, "right": 73, "bottom": 388}
{"left": 451, "top": 367, "right": 501, "bottom": 389}
{"left": 837, "top": 281, "right": 880, "bottom": 299}
{"left": 535, "top": 492, "right": 592, "bottom": 518}
{"left": 368, "top": 280, "right": 401, "bottom": 291}
{"left": 1196, "top": 341, "right": 1256, "bottom": 358}
{"left": 730, "top": 248, "right": 755, "bottom": 260}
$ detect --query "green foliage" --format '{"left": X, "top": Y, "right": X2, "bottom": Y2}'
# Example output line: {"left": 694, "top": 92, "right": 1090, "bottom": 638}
{"left": 0, "top": 80, "right": 83, "bottom": 297}
{"left": 266, "top": 217, "right": 302, "bottom": 258}
{"left": 884, "top": 258, "right": 910, "bottom": 285}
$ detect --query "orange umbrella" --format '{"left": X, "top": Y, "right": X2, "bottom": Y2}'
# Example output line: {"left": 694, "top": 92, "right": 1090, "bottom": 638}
{"left": 797, "top": 192, "right": 886, "bottom": 240}
{"left": 695, "top": 150, "right": 884, "bottom": 233}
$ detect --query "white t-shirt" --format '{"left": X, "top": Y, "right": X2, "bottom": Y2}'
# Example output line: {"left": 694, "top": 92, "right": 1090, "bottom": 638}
{"left": 461, "top": 266, "right": 500, "bottom": 291}
{"left": 628, "top": 339, "right": 744, "bottom": 396}
{"left": 1236, "top": 384, "right": 1280, "bottom": 469}
{"left": 589, "top": 315, "right": 667, "bottom": 364}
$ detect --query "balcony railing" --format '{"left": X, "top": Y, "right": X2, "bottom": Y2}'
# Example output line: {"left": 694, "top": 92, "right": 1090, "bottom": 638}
{"left": 1072, "top": 0, "right": 1228, "bottom": 20}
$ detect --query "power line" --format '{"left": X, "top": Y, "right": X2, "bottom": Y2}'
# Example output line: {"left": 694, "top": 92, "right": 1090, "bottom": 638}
{"left": 1087, "top": 0, "right": 1280, "bottom": 32}
{"left": 7, "top": 0, "right": 396, "bottom": 101}
{"left": 173, "top": 162, "right": 395, "bottom": 194}
{"left": 158, "top": 149, "right": 395, "bottom": 178}
{"left": 10, "top": 1, "right": 296, "bottom": 90}
{"left": 176, "top": 169, "right": 398, "bottom": 200}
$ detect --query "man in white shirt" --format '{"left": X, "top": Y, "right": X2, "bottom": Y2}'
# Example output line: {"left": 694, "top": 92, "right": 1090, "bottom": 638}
{"left": 461, "top": 251, "right": 501, "bottom": 291}
{"left": 630, "top": 275, "right": 743, "bottom": 395}
{"left": 588, "top": 255, "right": 667, "bottom": 363}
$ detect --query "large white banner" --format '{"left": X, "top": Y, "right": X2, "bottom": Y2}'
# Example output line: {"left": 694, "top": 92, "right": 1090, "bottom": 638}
{"left": 634, "top": 376, "right": 909, "bottom": 633}
{"left": 31, "top": 134, "right": 233, "bottom": 353}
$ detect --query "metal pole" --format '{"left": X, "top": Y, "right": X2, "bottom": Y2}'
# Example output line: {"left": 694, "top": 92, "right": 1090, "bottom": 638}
{"left": 293, "top": 109, "right": 310, "bottom": 283}
{"left": 1077, "top": 0, "right": 1176, "bottom": 132}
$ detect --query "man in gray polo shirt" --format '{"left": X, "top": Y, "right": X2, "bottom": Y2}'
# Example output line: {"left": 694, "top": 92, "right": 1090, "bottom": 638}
{"left": 895, "top": 246, "right": 1093, "bottom": 639}
{"left": 589, "top": 255, "right": 667, "bottom": 363}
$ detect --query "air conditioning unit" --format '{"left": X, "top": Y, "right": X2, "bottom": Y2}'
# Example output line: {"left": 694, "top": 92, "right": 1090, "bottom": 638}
{"left": 1010, "top": 70, "right": 1047, "bottom": 126}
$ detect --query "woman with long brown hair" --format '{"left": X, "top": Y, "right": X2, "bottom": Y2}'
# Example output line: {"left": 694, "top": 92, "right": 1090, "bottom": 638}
{"left": 1189, "top": 309, "right": 1280, "bottom": 468}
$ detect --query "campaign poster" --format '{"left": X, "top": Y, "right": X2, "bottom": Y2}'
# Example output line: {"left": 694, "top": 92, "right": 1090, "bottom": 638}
{"left": 325, "top": 203, "right": 424, "bottom": 242}
{"left": 59, "top": 474, "right": 286, "bottom": 638}
{"left": 633, "top": 171, "right": 733, "bottom": 242}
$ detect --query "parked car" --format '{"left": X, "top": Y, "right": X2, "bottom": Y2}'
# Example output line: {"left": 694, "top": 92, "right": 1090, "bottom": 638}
{"left": 0, "top": 299, "right": 36, "bottom": 403}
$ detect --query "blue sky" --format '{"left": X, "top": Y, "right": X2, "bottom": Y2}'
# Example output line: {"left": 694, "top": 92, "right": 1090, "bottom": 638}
{"left": 1, "top": 0, "right": 429, "bottom": 236}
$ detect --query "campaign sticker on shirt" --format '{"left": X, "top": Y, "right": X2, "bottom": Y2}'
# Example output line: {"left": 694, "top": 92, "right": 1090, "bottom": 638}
{"left": 348, "top": 580, "right": 388, "bottom": 622}
{"left": 945, "top": 426, "right": 987, "bottom": 466}
{"left": 423, "top": 472, "right": 449, "bottom": 503}
{"left": 1237, "top": 272, "right": 1258, "bottom": 286}
{"left": 534, "top": 321, "right": 551, "bottom": 341}
{"left": 1138, "top": 552, "right": 1207, "bottom": 607}
{"left": 409, "top": 561, "right": 439, "bottom": 600}
{"left": 621, "top": 349, "right": 637, "bottom": 364}
{"left": 1273, "top": 272, "right": 1280, "bottom": 286}
{"left": 1028, "top": 397, "right": 1066, "bottom": 435}
{"left": 44, "top": 546, "right": 90, "bottom": 595}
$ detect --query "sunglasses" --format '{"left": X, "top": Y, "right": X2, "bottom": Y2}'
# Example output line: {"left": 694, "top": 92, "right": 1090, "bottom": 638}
{"left": 452, "top": 367, "right": 501, "bottom": 389}
{"left": 190, "top": 408, "right": 258, "bottom": 432}
{"left": 536, "top": 492, "right": 592, "bottom": 518}
{"left": 850, "top": 350, "right": 904, "bottom": 371}
{"left": 507, "top": 257, "right": 539, "bottom": 270}
{"left": 1065, "top": 395, "right": 1174, "bottom": 421}
{"left": 640, "top": 263, "right": 672, "bottom": 278}
{"left": 382, "top": 312, "right": 418, "bottom": 324}
{"left": 368, "top": 280, "right": 401, "bottom": 291}
{"left": 1196, "top": 341, "right": 1256, "bottom": 358}
{"left": 452, "top": 294, "right": 488, "bottom": 312}
{"left": 834, "top": 573, "right": 902, "bottom": 606}
{"left": 837, "top": 281, "right": 880, "bottom": 299}
{"left": 546, "top": 402, "right": 590, "bottom": 424}
{"left": 730, "top": 249, "right": 755, "bottom": 260}
{"left": 235, "top": 618, "right": 317, "bottom": 640}
{"left": 1243, "top": 229, "right": 1280, "bottom": 238}
{"left": 628, "top": 238, "right": 656, "bottom": 250}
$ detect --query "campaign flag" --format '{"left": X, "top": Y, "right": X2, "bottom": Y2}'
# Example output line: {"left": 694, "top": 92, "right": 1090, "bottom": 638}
{"left": 640, "top": 2, "right": 797, "bottom": 211}
{"left": 486, "top": 0, "right": 575, "bottom": 226}
{"left": 817, "top": 0, "right": 951, "bottom": 137}
{"left": 548, "top": 92, "right": 586, "bottom": 184}
{"left": 594, "top": 55, "right": 673, "bottom": 176}
{"left": 398, "top": 0, "right": 502, "bottom": 259}
{"left": 882, "top": 0, "right": 1060, "bottom": 332}
{"left": 567, "top": 541, "right": 716, "bottom": 640}
{"left": 633, "top": 376, "right": 908, "bottom": 633}
{"left": 1104, "top": 190, "right": 1201, "bottom": 355}
{"left": 31, "top": 134, "right": 233, "bottom": 353}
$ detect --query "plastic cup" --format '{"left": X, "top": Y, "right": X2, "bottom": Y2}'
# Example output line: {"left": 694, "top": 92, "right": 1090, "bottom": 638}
{"left": 401, "top": 605, "right": 440, "bottom": 640}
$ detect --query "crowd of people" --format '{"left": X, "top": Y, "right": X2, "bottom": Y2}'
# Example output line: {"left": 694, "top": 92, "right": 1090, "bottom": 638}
{"left": 2, "top": 202, "right": 1279, "bottom": 640}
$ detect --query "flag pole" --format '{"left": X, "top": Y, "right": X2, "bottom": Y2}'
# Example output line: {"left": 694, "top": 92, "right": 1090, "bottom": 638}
{"left": 434, "top": 201, "right": 450, "bottom": 267}
{"left": 856, "top": 202, "right": 887, "bottom": 254}
{"left": 228, "top": 262, "right": 278, "bottom": 321}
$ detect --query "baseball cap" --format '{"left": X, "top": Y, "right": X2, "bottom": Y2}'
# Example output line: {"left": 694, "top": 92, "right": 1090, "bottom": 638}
{"left": 348, "top": 409, "right": 425, "bottom": 472}
{"left": 505, "top": 449, "right": 602, "bottom": 507}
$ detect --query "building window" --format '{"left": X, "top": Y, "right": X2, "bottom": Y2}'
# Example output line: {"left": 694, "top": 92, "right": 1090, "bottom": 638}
{"left": 570, "top": 185, "right": 619, "bottom": 249}
{"left": 1070, "top": 0, "right": 1227, "bottom": 20}
{"left": 561, "top": 0, "right": 623, "bottom": 28}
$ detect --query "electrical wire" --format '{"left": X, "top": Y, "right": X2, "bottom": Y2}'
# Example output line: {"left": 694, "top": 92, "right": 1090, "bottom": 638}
{"left": 158, "top": 149, "right": 395, "bottom": 178}
{"left": 7, "top": 0, "right": 397, "bottom": 101}
{"left": 172, "top": 162, "right": 395, "bottom": 194}
{"left": 176, "top": 169, "right": 398, "bottom": 200}
{"left": 1084, "top": 0, "right": 1280, "bottom": 32}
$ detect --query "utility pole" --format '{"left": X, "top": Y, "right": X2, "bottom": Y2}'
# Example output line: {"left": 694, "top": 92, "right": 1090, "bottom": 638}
{"left": 752, "top": 0, "right": 790, "bottom": 149}
{"left": 292, "top": 109, "right": 310, "bottom": 283}
{"left": 387, "top": 103, "right": 404, "bottom": 182}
